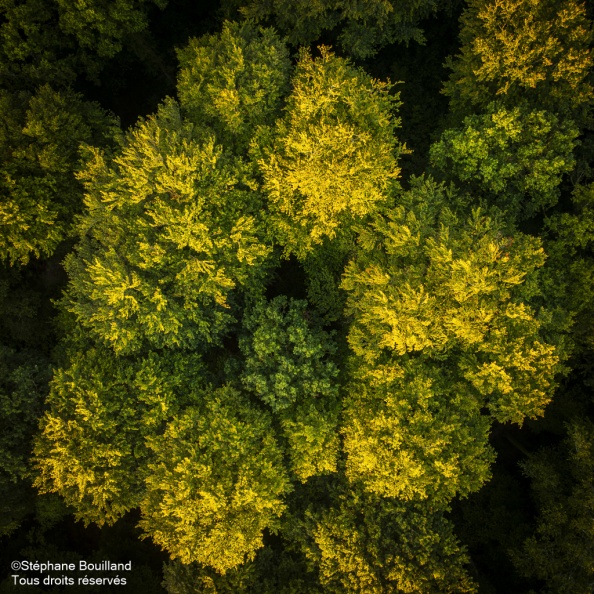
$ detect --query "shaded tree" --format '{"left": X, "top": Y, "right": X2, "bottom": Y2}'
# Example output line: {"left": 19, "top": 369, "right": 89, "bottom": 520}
{"left": 0, "top": 85, "right": 119, "bottom": 265}
{"left": 512, "top": 419, "right": 594, "bottom": 593}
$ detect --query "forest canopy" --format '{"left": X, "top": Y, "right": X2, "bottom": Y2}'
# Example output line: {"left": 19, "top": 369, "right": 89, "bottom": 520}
{"left": 1, "top": 0, "right": 593, "bottom": 592}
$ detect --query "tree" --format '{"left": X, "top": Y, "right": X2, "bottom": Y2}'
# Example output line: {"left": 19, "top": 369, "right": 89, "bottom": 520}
{"left": 542, "top": 181, "right": 594, "bottom": 360}
{"left": 442, "top": 0, "right": 593, "bottom": 123}
{"left": 63, "top": 98, "right": 271, "bottom": 354}
{"left": 0, "top": 344, "right": 50, "bottom": 536}
{"left": 257, "top": 46, "right": 406, "bottom": 259}
{"left": 283, "top": 483, "right": 477, "bottom": 593}
{"left": 430, "top": 102, "right": 578, "bottom": 219}
{"left": 512, "top": 419, "right": 594, "bottom": 593}
{"left": 239, "top": 296, "right": 341, "bottom": 481}
{"left": 227, "top": 0, "right": 453, "bottom": 59}
{"left": 139, "top": 386, "right": 291, "bottom": 573}
{"left": 340, "top": 176, "right": 560, "bottom": 502}
{"left": 55, "top": 0, "right": 167, "bottom": 59}
{"left": 0, "top": 0, "right": 167, "bottom": 89}
{"left": 163, "top": 546, "right": 323, "bottom": 594}
{"left": 177, "top": 21, "right": 291, "bottom": 154}
{"left": 0, "top": 85, "right": 119, "bottom": 265}
{"left": 34, "top": 344, "right": 205, "bottom": 526}
{"left": 343, "top": 361, "right": 493, "bottom": 504}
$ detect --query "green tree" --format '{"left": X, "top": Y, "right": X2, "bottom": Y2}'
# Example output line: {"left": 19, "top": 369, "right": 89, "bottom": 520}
{"left": 0, "top": 0, "right": 167, "bottom": 88}
{"left": 430, "top": 102, "right": 578, "bottom": 219}
{"left": 443, "top": 0, "right": 593, "bottom": 122}
{"left": 0, "top": 345, "right": 50, "bottom": 535}
{"left": 257, "top": 46, "right": 405, "bottom": 259}
{"left": 239, "top": 296, "right": 341, "bottom": 480}
{"left": 543, "top": 181, "right": 594, "bottom": 359}
{"left": 341, "top": 176, "right": 560, "bottom": 501}
{"left": 34, "top": 343, "right": 204, "bottom": 526}
{"left": 177, "top": 21, "right": 291, "bottom": 154}
{"left": 228, "top": 0, "right": 453, "bottom": 58}
{"left": 63, "top": 98, "right": 271, "bottom": 354}
{"left": 343, "top": 362, "right": 493, "bottom": 503}
{"left": 512, "top": 419, "right": 594, "bottom": 593}
{"left": 0, "top": 85, "right": 119, "bottom": 265}
{"left": 55, "top": 0, "right": 167, "bottom": 59}
{"left": 139, "top": 385, "right": 291, "bottom": 573}
{"left": 284, "top": 484, "right": 477, "bottom": 593}
{"left": 163, "top": 546, "right": 323, "bottom": 594}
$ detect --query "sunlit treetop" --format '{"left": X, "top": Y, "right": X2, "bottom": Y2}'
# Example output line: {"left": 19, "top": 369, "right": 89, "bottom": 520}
{"left": 34, "top": 344, "right": 205, "bottom": 526}
{"left": 140, "top": 385, "right": 291, "bottom": 573}
{"left": 284, "top": 486, "right": 478, "bottom": 593}
{"left": 342, "top": 176, "right": 560, "bottom": 424}
{"left": 443, "top": 0, "right": 593, "bottom": 121}
{"left": 177, "top": 20, "right": 291, "bottom": 153}
{"left": 343, "top": 361, "right": 494, "bottom": 503}
{"left": 258, "top": 47, "right": 406, "bottom": 259}
{"left": 63, "top": 98, "right": 271, "bottom": 354}
{"left": 340, "top": 177, "right": 561, "bottom": 505}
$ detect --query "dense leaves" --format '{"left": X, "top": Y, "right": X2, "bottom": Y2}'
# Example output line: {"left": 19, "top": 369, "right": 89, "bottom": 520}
{"left": 259, "top": 47, "right": 405, "bottom": 258}
{"left": 512, "top": 420, "right": 594, "bottom": 593}
{"left": 64, "top": 99, "right": 270, "bottom": 354}
{"left": 34, "top": 345, "right": 204, "bottom": 525}
{"left": 239, "top": 296, "right": 341, "bottom": 480}
{"left": 177, "top": 21, "right": 291, "bottom": 153}
{"left": 140, "top": 386, "right": 290, "bottom": 573}
{"left": 1, "top": 0, "right": 593, "bottom": 591}
{"left": 231, "top": 0, "right": 449, "bottom": 58}
{"left": 430, "top": 103, "right": 578, "bottom": 219}
{"left": 0, "top": 85, "right": 119, "bottom": 265}
{"left": 443, "top": 0, "right": 593, "bottom": 121}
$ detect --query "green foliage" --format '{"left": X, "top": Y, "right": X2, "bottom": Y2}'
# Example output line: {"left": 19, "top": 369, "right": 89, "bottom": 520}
{"left": 0, "top": 0, "right": 166, "bottom": 89}
{"left": 512, "top": 420, "right": 594, "bottom": 593}
{"left": 301, "top": 236, "right": 352, "bottom": 324}
{"left": 0, "top": 345, "right": 49, "bottom": 482}
{"left": 0, "top": 345, "right": 50, "bottom": 536}
{"left": 430, "top": 103, "right": 578, "bottom": 219}
{"left": 443, "top": 0, "right": 593, "bottom": 122}
{"left": 64, "top": 98, "right": 271, "bottom": 354}
{"left": 0, "top": 85, "right": 119, "bottom": 265}
{"left": 543, "top": 182, "right": 594, "bottom": 358}
{"left": 343, "top": 362, "right": 493, "bottom": 503}
{"left": 140, "top": 386, "right": 291, "bottom": 573}
{"left": 240, "top": 296, "right": 338, "bottom": 411}
{"left": 258, "top": 47, "right": 405, "bottom": 258}
{"left": 177, "top": 21, "right": 291, "bottom": 153}
{"left": 0, "top": 0, "right": 82, "bottom": 88}
{"left": 34, "top": 344, "right": 204, "bottom": 526}
{"left": 232, "top": 0, "right": 448, "bottom": 58}
{"left": 55, "top": 0, "right": 167, "bottom": 58}
{"left": 239, "top": 296, "right": 340, "bottom": 480}
{"left": 286, "top": 488, "right": 477, "bottom": 593}
{"left": 163, "top": 547, "right": 323, "bottom": 594}
{"left": 341, "top": 177, "right": 560, "bottom": 501}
